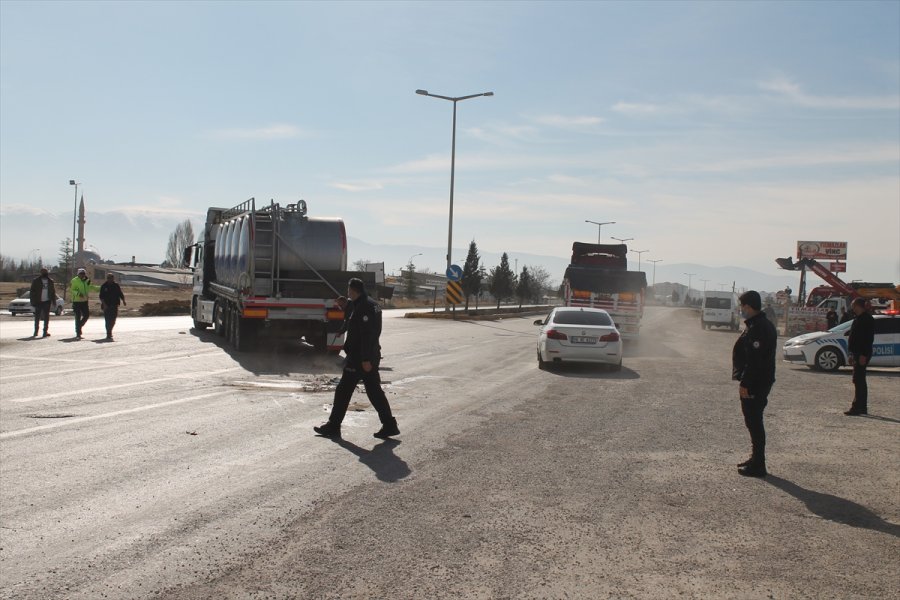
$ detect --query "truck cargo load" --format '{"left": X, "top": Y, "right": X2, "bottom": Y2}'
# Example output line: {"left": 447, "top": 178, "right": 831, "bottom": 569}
{"left": 563, "top": 243, "right": 647, "bottom": 339}
{"left": 185, "top": 198, "right": 372, "bottom": 352}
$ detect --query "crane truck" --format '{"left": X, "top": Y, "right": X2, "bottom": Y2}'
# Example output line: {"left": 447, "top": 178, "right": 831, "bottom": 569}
{"left": 184, "top": 198, "right": 373, "bottom": 352}
{"left": 562, "top": 242, "right": 648, "bottom": 339}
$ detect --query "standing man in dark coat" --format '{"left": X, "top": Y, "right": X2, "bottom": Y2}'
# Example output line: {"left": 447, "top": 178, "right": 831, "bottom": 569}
{"left": 99, "top": 273, "right": 126, "bottom": 341}
{"left": 314, "top": 278, "right": 400, "bottom": 439}
{"left": 29, "top": 268, "right": 57, "bottom": 338}
{"left": 731, "top": 290, "right": 777, "bottom": 478}
{"left": 844, "top": 298, "right": 874, "bottom": 416}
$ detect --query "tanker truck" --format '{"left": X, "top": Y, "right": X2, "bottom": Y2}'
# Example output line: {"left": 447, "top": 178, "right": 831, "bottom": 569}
{"left": 184, "top": 198, "right": 373, "bottom": 352}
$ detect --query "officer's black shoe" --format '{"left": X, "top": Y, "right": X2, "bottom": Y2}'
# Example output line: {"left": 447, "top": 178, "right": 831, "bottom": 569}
{"left": 313, "top": 421, "right": 341, "bottom": 438}
{"left": 373, "top": 419, "right": 400, "bottom": 439}
{"left": 737, "top": 457, "right": 753, "bottom": 468}
{"left": 737, "top": 464, "right": 767, "bottom": 478}
{"left": 843, "top": 409, "right": 866, "bottom": 416}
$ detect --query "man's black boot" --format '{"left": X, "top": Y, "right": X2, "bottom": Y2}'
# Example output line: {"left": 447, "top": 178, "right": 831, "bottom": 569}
{"left": 373, "top": 418, "right": 400, "bottom": 439}
{"left": 737, "top": 457, "right": 753, "bottom": 468}
{"left": 738, "top": 461, "right": 767, "bottom": 478}
{"left": 313, "top": 421, "right": 341, "bottom": 438}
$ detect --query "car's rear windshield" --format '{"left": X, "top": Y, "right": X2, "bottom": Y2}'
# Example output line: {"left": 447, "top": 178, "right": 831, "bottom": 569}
{"left": 553, "top": 310, "right": 612, "bottom": 326}
{"left": 704, "top": 297, "right": 731, "bottom": 309}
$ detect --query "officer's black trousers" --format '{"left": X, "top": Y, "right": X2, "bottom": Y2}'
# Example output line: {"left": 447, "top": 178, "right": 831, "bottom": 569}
{"left": 329, "top": 361, "right": 394, "bottom": 426}
{"left": 740, "top": 388, "right": 770, "bottom": 466}
{"left": 851, "top": 363, "right": 868, "bottom": 412}
{"left": 73, "top": 301, "right": 90, "bottom": 336}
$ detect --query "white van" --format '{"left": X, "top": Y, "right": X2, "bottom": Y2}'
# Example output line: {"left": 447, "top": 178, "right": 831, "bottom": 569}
{"left": 702, "top": 291, "right": 740, "bottom": 331}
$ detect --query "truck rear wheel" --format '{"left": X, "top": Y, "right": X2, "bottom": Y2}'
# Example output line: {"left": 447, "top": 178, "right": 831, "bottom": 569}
{"left": 307, "top": 328, "right": 328, "bottom": 352}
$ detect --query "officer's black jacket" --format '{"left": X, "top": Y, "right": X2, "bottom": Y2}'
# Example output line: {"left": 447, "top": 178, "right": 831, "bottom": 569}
{"left": 847, "top": 311, "right": 875, "bottom": 359}
{"left": 732, "top": 311, "right": 777, "bottom": 392}
{"left": 343, "top": 292, "right": 382, "bottom": 364}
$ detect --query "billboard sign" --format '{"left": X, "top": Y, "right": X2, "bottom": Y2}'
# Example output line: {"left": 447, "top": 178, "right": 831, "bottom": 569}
{"left": 829, "top": 262, "right": 846, "bottom": 273}
{"left": 796, "top": 241, "right": 847, "bottom": 261}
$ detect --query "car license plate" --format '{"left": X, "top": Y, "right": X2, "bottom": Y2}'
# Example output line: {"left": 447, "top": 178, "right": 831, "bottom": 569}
{"left": 570, "top": 336, "right": 597, "bottom": 344}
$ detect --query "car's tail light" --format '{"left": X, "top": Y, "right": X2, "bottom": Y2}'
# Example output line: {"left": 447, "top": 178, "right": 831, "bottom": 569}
{"left": 599, "top": 332, "right": 620, "bottom": 342}
{"left": 546, "top": 329, "right": 568, "bottom": 340}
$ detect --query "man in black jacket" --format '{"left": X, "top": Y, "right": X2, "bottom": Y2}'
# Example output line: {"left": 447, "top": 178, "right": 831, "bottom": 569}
{"left": 29, "top": 268, "right": 57, "bottom": 338}
{"left": 731, "top": 290, "right": 777, "bottom": 478}
{"left": 99, "top": 273, "right": 126, "bottom": 341}
{"left": 314, "top": 278, "right": 399, "bottom": 439}
{"left": 845, "top": 298, "right": 874, "bottom": 416}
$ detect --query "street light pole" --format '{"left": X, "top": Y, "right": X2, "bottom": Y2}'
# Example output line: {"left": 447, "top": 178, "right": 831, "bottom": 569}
{"left": 585, "top": 220, "right": 615, "bottom": 243}
{"left": 683, "top": 272, "right": 695, "bottom": 305}
{"left": 416, "top": 89, "right": 493, "bottom": 276}
{"left": 631, "top": 249, "right": 648, "bottom": 272}
{"left": 647, "top": 259, "right": 663, "bottom": 288}
{"left": 28, "top": 248, "right": 40, "bottom": 277}
{"left": 700, "top": 279, "right": 710, "bottom": 294}
{"left": 611, "top": 236, "right": 633, "bottom": 245}
{"left": 68, "top": 180, "right": 81, "bottom": 300}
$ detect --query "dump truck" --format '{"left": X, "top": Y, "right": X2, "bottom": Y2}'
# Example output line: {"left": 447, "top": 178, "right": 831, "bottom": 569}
{"left": 184, "top": 198, "right": 372, "bottom": 351}
{"left": 562, "top": 243, "right": 648, "bottom": 339}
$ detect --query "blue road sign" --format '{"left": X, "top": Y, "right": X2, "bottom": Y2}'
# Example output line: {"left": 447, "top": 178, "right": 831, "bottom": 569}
{"left": 446, "top": 264, "right": 463, "bottom": 281}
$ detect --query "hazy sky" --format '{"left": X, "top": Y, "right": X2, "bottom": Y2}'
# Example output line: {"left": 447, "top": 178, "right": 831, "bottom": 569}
{"left": 1, "top": 1, "right": 898, "bottom": 281}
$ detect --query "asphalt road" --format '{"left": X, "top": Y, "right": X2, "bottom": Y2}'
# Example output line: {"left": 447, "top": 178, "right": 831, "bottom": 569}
{"left": 1, "top": 307, "right": 897, "bottom": 599}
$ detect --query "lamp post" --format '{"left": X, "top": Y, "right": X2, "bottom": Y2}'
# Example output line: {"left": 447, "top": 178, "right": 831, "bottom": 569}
{"left": 700, "top": 278, "right": 710, "bottom": 294}
{"left": 631, "top": 249, "right": 648, "bottom": 272}
{"left": 683, "top": 272, "right": 695, "bottom": 305}
{"left": 416, "top": 89, "right": 493, "bottom": 276}
{"left": 647, "top": 258, "right": 663, "bottom": 288}
{"left": 585, "top": 220, "right": 615, "bottom": 243}
{"left": 611, "top": 236, "right": 633, "bottom": 245}
{"left": 28, "top": 248, "right": 40, "bottom": 277}
{"left": 68, "top": 180, "right": 81, "bottom": 300}
{"left": 404, "top": 253, "right": 423, "bottom": 299}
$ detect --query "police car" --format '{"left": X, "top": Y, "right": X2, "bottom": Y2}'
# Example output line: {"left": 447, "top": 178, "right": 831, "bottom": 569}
{"left": 782, "top": 314, "right": 900, "bottom": 371}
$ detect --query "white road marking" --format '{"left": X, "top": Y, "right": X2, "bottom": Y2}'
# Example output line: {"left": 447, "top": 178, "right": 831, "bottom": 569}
{"left": 0, "top": 354, "right": 125, "bottom": 366}
{"left": 7, "top": 367, "right": 239, "bottom": 403}
{"left": 0, "top": 349, "right": 224, "bottom": 382}
{"left": 0, "top": 391, "right": 230, "bottom": 440}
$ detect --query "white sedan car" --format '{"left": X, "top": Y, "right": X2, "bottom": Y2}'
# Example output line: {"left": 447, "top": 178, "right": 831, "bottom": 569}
{"left": 535, "top": 307, "right": 623, "bottom": 370}
{"left": 8, "top": 293, "right": 65, "bottom": 316}
{"left": 782, "top": 314, "right": 900, "bottom": 371}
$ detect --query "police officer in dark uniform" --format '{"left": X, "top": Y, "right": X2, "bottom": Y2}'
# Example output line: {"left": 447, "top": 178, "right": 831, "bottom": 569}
{"left": 845, "top": 297, "right": 874, "bottom": 416}
{"left": 731, "top": 290, "right": 777, "bottom": 478}
{"left": 314, "top": 278, "right": 400, "bottom": 439}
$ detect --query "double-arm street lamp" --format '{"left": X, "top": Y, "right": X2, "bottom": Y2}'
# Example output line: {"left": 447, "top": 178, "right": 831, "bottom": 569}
{"left": 585, "top": 220, "right": 615, "bottom": 243}
{"left": 611, "top": 236, "right": 633, "bottom": 245}
{"left": 631, "top": 249, "right": 648, "bottom": 272}
{"left": 647, "top": 258, "right": 663, "bottom": 288}
{"left": 416, "top": 89, "right": 493, "bottom": 275}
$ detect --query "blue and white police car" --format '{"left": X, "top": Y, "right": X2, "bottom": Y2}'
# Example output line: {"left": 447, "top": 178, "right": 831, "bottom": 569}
{"left": 782, "top": 314, "right": 900, "bottom": 371}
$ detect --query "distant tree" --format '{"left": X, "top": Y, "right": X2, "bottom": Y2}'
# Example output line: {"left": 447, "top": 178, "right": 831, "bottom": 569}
{"left": 515, "top": 265, "right": 533, "bottom": 308}
{"left": 461, "top": 240, "right": 483, "bottom": 311}
{"left": 165, "top": 220, "right": 195, "bottom": 268}
{"left": 404, "top": 260, "right": 418, "bottom": 298}
{"left": 353, "top": 259, "right": 372, "bottom": 271}
{"left": 489, "top": 253, "right": 516, "bottom": 309}
{"left": 57, "top": 238, "right": 74, "bottom": 298}
{"left": 0, "top": 254, "right": 18, "bottom": 282}
{"left": 527, "top": 264, "right": 553, "bottom": 303}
